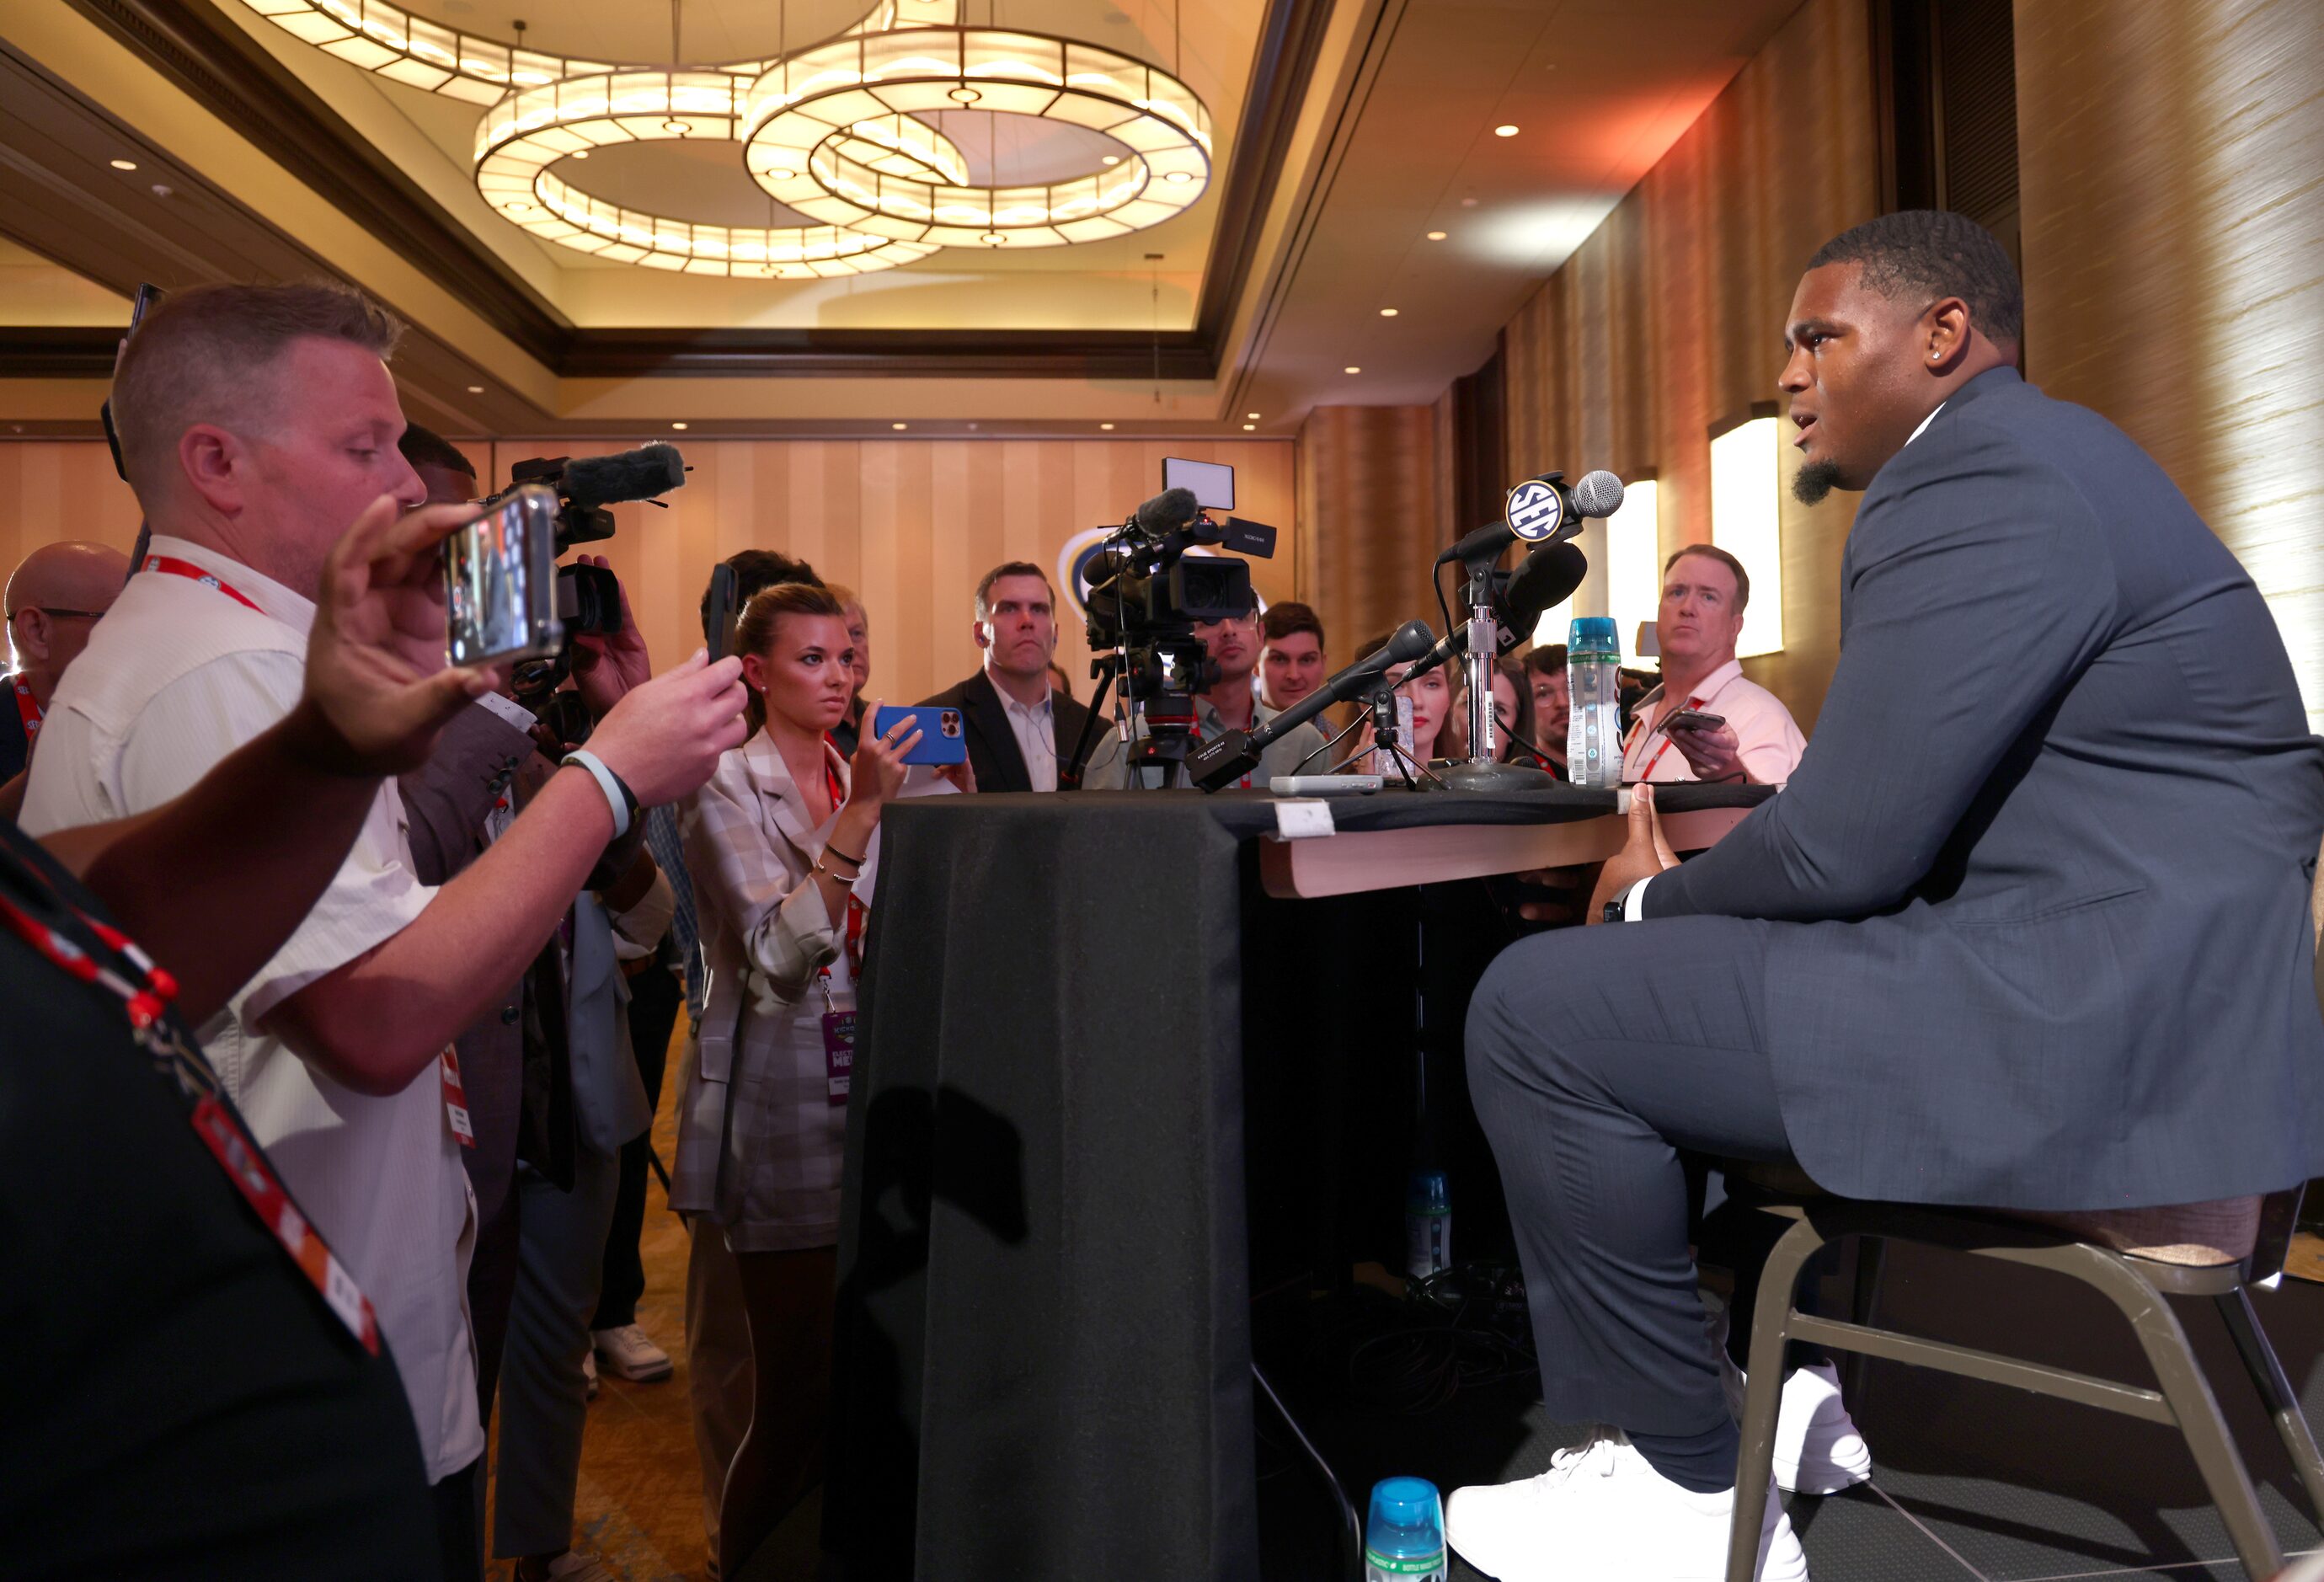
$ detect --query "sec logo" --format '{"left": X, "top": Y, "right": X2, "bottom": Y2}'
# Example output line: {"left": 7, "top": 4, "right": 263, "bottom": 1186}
{"left": 1505, "top": 478, "right": 1564, "bottom": 542}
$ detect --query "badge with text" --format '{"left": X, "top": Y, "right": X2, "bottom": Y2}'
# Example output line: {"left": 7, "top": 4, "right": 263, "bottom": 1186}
{"left": 1504, "top": 478, "right": 1565, "bottom": 542}
{"left": 822, "top": 1011, "right": 857, "bottom": 1107}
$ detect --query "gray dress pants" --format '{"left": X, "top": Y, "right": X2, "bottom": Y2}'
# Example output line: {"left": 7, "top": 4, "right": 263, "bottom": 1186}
{"left": 1465, "top": 914, "right": 1794, "bottom": 1440}
{"left": 492, "top": 1144, "right": 620, "bottom": 1558}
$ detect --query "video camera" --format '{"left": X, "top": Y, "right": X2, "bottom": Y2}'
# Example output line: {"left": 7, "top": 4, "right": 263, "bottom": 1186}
{"left": 1068, "top": 458, "right": 1277, "bottom": 786}
{"left": 480, "top": 442, "right": 687, "bottom": 707}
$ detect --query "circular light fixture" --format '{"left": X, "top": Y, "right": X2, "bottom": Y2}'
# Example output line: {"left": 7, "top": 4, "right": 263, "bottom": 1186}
{"left": 671, "top": 421, "right": 689, "bottom": 430}
{"left": 1425, "top": 230, "right": 1446, "bottom": 240}
{"left": 1379, "top": 307, "right": 1399, "bottom": 317}
{"left": 1100, "top": 154, "right": 1120, "bottom": 166}
{"left": 110, "top": 158, "right": 138, "bottom": 171}
{"left": 743, "top": 27, "right": 1212, "bottom": 249}
{"left": 1493, "top": 124, "right": 1519, "bottom": 137}
{"left": 1343, "top": 365, "right": 1360, "bottom": 374}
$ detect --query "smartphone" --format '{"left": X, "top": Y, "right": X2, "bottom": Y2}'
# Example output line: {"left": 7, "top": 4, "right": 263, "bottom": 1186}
{"left": 1662, "top": 708, "right": 1728, "bottom": 735}
{"left": 870, "top": 704, "right": 969, "bottom": 767}
{"left": 703, "top": 562, "right": 740, "bottom": 663}
{"left": 445, "top": 484, "right": 564, "bottom": 668}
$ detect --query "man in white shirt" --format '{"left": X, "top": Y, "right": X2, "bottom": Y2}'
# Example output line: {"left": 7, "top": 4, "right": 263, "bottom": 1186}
{"left": 1619, "top": 545, "right": 1807, "bottom": 786}
{"left": 19, "top": 281, "right": 746, "bottom": 1579}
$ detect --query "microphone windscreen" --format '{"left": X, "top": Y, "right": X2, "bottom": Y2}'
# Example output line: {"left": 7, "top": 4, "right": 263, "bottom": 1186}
{"left": 1506, "top": 542, "right": 1589, "bottom": 621}
{"left": 1135, "top": 486, "right": 1200, "bottom": 533}
{"left": 1572, "top": 469, "right": 1626, "bottom": 519}
{"left": 564, "top": 442, "right": 687, "bottom": 508}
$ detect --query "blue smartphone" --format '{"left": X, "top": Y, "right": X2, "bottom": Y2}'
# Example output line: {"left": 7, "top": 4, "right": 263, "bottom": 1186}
{"left": 871, "top": 704, "right": 969, "bottom": 767}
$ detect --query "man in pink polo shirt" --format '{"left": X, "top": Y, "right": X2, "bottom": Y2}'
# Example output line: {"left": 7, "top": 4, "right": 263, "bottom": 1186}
{"left": 1621, "top": 544, "right": 1806, "bottom": 785}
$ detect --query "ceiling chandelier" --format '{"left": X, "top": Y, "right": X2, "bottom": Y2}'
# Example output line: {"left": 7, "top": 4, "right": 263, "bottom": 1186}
{"left": 234, "top": 0, "right": 1214, "bottom": 275}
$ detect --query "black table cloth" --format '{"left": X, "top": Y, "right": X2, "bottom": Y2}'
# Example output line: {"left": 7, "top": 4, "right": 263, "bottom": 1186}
{"left": 826, "top": 783, "right": 1771, "bottom": 1580}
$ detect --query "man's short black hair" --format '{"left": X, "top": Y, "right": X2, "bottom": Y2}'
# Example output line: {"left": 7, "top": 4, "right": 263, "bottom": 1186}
{"left": 1524, "top": 644, "right": 1567, "bottom": 678}
{"left": 700, "top": 548, "right": 821, "bottom": 626}
{"left": 398, "top": 423, "right": 474, "bottom": 479}
{"left": 1261, "top": 600, "right": 1323, "bottom": 648}
{"left": 1807, "top": 210, "right": 2022, "bottom": 345}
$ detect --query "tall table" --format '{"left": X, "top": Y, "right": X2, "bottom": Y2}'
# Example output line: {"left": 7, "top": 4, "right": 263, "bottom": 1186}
{"left": 826, "top": 783, "right": 1769, "bottom": 1580}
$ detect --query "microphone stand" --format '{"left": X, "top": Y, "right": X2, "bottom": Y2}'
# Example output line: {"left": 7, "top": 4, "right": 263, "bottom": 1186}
{"left": 1437, "top": 555, "right": 1556, "bottom": 793}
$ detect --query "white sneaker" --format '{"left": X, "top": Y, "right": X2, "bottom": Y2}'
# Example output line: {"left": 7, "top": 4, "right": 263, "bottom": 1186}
{"left": 1771, "top": 1363, "right": 1871, "bottom": 1495}
{"left": 1445, "top": 1430, "right": 1809, "bottom": 1582}
{"left": 581, "top": 1348, "right": 598, "bottom": 1399}
{"left": 592, "top": 1322, "right": 675, "bottom": 1382}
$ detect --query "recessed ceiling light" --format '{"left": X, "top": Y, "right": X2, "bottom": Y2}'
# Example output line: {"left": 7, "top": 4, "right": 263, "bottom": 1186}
{"left": 671, "top": 421, "right": 688, "bottom": 430}
{"left": 892, "top": 421, "right": 908, "bottom": 430}
{"left": 568, "top": 149, "right": 589, "bottom": 160}
{"left": 109, "top": 158, "right": 137, "bottom": 171}
{"left": 466, "top": 384, "right": 484, "bottom": 394}
{"left": 1100, "top": 154, "right": 1120, "bottom": 166}
{"left": 1242, "top": 423, "right": 1256, "bottom": 431}
{"left": 1100, "top": 422, "right": 1115, "bottom": 430}
{"left": 1246, "top": 412, "right": 1260, "bottom": 420}
{"left": 1379, "top": 307, "right": 1399, "bottom": 317}
{"left": 1493, "top": 124, "right": 1520, "bottom": 137}
{"left": 1426, "top": 230, "right": 1447, "bottom": 240}
{"left": 1344, "top": 366, "right": 1360, "bottom": 374}
{"left": 1461, "top": 197, "right": 1479, "bottom": 208}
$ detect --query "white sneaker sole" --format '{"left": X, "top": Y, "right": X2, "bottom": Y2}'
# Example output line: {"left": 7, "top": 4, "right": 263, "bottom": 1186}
{"left": 1772, "top": 1430, "right": 1872, "bottom": 1497}
{"left": 596, "top": 1353, "right": 674, "bottom": 1382}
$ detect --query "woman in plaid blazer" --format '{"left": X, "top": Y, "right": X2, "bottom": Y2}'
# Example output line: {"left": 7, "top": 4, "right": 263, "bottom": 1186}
{"left": 674, "top": 580, "right": 922, "bottom": 1577}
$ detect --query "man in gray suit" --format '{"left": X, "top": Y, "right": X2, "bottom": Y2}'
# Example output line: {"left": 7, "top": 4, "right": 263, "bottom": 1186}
{"left": 1449, "top": 211, "right": 2324, "bottom": 1582}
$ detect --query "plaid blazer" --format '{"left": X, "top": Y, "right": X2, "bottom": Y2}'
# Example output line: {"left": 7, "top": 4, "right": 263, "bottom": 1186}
{"left": 671, "top": 730, "right": 867, "bottom": 1235}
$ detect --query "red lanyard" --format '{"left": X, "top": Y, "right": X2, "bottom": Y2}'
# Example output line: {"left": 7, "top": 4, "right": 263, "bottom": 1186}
{"left": 820, "top": 740, "right": 868, "bottom": 981}
{"left": 142, "top": 554, "right": 263, "bottom": 613}
{"left": 0, "top": 846, "right": 381, "bottom": 1354}
{"left": 12, "top": 675, "right": 40, "bottom": 748}
{"left": 1627, "top": 692, "right": 1706, "bottom": 782}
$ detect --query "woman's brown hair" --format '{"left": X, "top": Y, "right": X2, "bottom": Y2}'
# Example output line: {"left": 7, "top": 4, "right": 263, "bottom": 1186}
{"left": 736, "top": 580, "right": 847, "bottom": 735}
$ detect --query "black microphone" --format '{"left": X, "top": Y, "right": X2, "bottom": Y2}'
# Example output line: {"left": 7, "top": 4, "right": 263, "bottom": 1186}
{"left": 1434, "top": 469, "right": 1626, "bottom": 567}
{"left": 563, "top": 442, "right": 687, "bottom": 509}
{"left": 1406, "top": 542, "right": 1589, "bottom": 678}
{"left": 1187, "top": 619, "right": 1435, "bottom": 791}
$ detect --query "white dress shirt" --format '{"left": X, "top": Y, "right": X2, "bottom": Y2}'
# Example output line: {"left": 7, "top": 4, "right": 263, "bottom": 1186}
{"left": 996, "top": 676, "right": 1059, "bottom": 793}
{"left": 20, "top": 535, "right": 483, "bottom": 1483}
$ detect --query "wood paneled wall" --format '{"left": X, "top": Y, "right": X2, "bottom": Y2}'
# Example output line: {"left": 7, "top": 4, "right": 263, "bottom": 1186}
{"left": 1294, "top": 405, "right": 1448, "bottom": 664}
{"left": 1499, "top": 0, "right": 1877, "bottom": 730}
{"left": 0, "top": 437, "right": 1297, "bottom": 707}
{"left": 2016, "top": 0, "right": 2324, "bottom": 729}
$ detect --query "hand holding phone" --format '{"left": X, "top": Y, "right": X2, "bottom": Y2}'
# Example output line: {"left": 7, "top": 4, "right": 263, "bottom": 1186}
{"left": 871, "top": 704, "right": 968, "bottom": 766}
{"left": 1661, "top": 708, "right": 1728, "bottom": 735}
{"left": 443, "top": 484, "right": 563, "bottom": 668}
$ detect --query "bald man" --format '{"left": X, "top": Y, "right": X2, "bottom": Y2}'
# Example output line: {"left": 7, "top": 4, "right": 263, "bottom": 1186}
{"left": 5, "top": 541, "right": 131, "bottom": 783}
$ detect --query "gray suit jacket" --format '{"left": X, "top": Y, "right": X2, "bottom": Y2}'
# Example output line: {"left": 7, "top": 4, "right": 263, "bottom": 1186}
{"left": 1648, "top": 366, "right": 2324, "bottom": 1211}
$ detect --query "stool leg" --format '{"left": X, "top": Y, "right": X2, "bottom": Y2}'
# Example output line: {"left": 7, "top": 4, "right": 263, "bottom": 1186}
{"left": 2215, "top": 1286, "right": 2324, "bottom": 1528}
{"left": 1728, "top": 1215, "right": 1825, "bottom": 1582}
{"left": 2066, "top": 1248, "right": 2282, "bottom": 1580}
{"left": 1843, "top": 1236, "right": 1886, "bottom": 1410}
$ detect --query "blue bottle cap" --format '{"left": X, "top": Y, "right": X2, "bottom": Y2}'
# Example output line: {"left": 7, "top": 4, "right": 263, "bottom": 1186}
{"left": 1365, "top": 1476, "right": 1446, "bottom": 1569}
{"left": 1568, "top": 615, "right": 1619, "bottom": 653}
{"left": 1405, "top": 1168, "right": 1450, "bottom": 1214}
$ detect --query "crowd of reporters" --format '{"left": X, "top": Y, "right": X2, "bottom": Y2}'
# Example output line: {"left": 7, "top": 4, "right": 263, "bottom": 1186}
{"left": 0, "top": 275, "right": 1814, "bottom": 1581}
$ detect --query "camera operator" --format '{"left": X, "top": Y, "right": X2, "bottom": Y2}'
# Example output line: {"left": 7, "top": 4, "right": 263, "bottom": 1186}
{"left": 19, "top": 281, "right": 746, "bottom": 1579}
{"left": 2, "top": 492, "right": 498, "bottom": 1579}
{"left": 1082, "top": 596, "right": 1326, "bottom": 790}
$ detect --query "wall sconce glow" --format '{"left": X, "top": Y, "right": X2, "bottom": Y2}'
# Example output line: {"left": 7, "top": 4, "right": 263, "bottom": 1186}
{"left": 1606, "top": 478, "right": 1662, "bottom": 660}
{"left": 1710, "top": 418, "right": 1785, "bottom": 658}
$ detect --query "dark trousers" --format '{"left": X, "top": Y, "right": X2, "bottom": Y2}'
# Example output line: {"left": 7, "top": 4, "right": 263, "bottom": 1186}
{"left": 430, "top": 1456, "right": 483, "bottom": 1582}
{"left": 593, "top": 963, "right": 681, "bottom": 1331}
{"left": 1465, "top": 914, "right": 1792, "bottom": 1444}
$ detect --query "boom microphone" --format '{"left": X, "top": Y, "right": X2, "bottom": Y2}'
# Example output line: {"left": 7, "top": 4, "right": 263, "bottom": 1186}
{"left": 1135, "top": 486, "right": 1201, "bottom": 535}
{"left": 562, "top": 442, "right": 688, "bottom": 509}
{"left": 1187, "top": 619, "right": 1435, "bottom": 791}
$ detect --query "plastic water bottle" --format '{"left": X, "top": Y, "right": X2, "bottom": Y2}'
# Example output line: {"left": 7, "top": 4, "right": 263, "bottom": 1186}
{"left": 1365, "top": 1477, "right": 1449, "bottom": 1582}
{"left": 1404, "top": 1168, "right": 1450, "bottom": 1282}
{"left": 1567, "top": 616, "right": 1623, "bottom": 789}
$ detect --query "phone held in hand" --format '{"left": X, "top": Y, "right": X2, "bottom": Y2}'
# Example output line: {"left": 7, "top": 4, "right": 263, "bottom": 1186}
{"left": 445, "top": 484, "right": 564, "bottom": 668}
{"left": 870, "top": 705, "right": 969, "bottom": 767}
{"left": 1661, "top": 708, "right": 1728, "bottom": 735}
{"left": 704, "top": 563, "right": 740, "bottom": 663}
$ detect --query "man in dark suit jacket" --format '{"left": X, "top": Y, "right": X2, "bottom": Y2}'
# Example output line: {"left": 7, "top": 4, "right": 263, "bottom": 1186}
{"left": 922, "top": 560, "right": 1114, "bottom": 791}
{"left": 1449, "top": 212, "right": 2324, "bottom": 1581}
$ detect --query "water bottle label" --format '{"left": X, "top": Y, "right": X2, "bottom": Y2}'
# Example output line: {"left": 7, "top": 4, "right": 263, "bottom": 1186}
{"left": 1365, "top": 1549, "right": 1448, "bottom": 1575}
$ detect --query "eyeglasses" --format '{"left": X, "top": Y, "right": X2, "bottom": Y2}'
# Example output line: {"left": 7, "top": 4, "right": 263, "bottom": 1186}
{"left": 7, "top": 607, "right": 107, "bottom": 622}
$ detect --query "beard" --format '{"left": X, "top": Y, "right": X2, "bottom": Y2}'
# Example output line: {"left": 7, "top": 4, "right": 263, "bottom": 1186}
{"left": 1791, "top": 458, "right": 1846, "bottom": 505}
